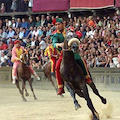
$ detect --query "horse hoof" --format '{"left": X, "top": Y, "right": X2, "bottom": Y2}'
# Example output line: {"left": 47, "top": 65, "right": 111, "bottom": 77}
{"left": 93, "top": 116, "right": 99, "bottom": 120}
{"left": 23, "top": 99, "right": 27, "bottom": 102}
{"left": 75, "top": 104, "right": 81, "bottom": 110}
{"left": 101, "top": 98, "right": 107, "bottom": 104}
{"left": 26, "top": 93, "right": 29, "bottom": 96}
{"left": 34, "top": 97, "right": 37, "bottom": 100}
{"left": 60, "top": 94, "right": 64, "bottom": 97}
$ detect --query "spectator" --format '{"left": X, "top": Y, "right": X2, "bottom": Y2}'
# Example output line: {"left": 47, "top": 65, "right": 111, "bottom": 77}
{"left": 112, "top": 49, "right": 119, "bottom": 68}
{"left": 45, "top": 16, "right": 52, "bottom": 26}
{"left": 0, "top": 41, "right": 8, "bottom": 50}
{"left": 7, "top": 27, "right": 15, "bottom": 39}
{"left": 11, "top": 18, "right": 17, "bottom": 28}
{"left": 28, "top": 0, "right": 33, "bottom": 11}
{"left": 27, "top": 26, "right": 33, "bottom": 38}
{"left": 7, "top": 37, "right": 14, "bottom": 46}
{"left": 21, "top": 0, "right": 28, "bottom": 12}
{"left": 29, "top": 17, "right": 35, "bottom": 28}
{"left": 39, "top": 37, "right": 46, "bottom": 54}
{"left": 20, "top": 39, "right": 26, "bottom": 47}
{"left": 39, "top": 26, "right": 43, "bottom": 36}
{"left": 5, "top": 19, "right": 12, "bottom": 28}
{"left": 41, "top": 15, "right": 46, "bottom": 27}
{"left": 0, "top": 3, "right": 5, "bottom": 13}
{"left": 0, "top": 28, "right": 7, "bottom": 40}
{"left": 32, "top": 27, "right": 39, "bottom": 37}
{"left": 0, "top": 52, "right": 8, "bottom": 64}
{"left": 16, "top": 18, "right": 22, "bottom": 28}
{"left": 7, "top": 56, "right": 13, "bottom": 66}
{"left": 23, "top": 28, "right": 29, "bottom": 42}
{"left": 21, "top": 18, "right": 29, "bottom": 29}
{"left": 11, "top": 0, "right": 17, "bottom": 12}
{"left": 18, "top": 27, "right": 24, "bottom": 39}
{"left": 35, "top": 16, "right": 41, "bottom": 28}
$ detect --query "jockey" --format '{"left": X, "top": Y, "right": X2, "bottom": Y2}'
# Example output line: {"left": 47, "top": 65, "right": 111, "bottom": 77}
{"left": 44, "top": 44, "right": 60, "bottom": 75}
{"left": 51, "top": 18, "right": 92, "bottom": 95}
{"left": 11, "top": 40, "right": 40, "bottom": 84}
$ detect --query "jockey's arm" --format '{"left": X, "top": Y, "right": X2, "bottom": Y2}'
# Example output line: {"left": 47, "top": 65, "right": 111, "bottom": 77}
{"left": 52, "top": 35, "right": 64, "bottom": 49}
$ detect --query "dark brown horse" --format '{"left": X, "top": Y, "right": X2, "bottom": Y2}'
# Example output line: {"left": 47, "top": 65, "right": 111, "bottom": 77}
{"left": 15, "top": 53, "right": 37, "bottom": 101}
{"left": 60, "top": 34, "right": 102, "bottom": 120}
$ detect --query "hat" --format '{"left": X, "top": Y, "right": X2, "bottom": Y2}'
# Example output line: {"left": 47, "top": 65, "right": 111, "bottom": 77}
{"left": 76, "top": 31, "right": 83, "bottom": 38}
{"left": 67, "top": 27, "right": 74, "bottom": 32}
{"left": 14, "top": 40, "right": 20, "bottom": 44}
{"left": 52, "top": 18, "right": 63, "bottom": 25}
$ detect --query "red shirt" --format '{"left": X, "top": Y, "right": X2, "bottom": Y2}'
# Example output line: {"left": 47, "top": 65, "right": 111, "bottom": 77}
{"left": 0, "top": 44, "right": 8, "bottom": 50}
{"left": 9, "top": 41, "right": 14, "bottom": 46}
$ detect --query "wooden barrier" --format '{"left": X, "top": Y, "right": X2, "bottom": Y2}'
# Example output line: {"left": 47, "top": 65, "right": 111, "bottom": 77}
{"left": 0, "top": 67, "right": 120, "bottom": 86}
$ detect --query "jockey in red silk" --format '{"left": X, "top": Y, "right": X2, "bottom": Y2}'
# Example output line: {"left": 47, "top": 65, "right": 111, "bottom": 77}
{"left": 11, "top": 40, "right": 40, "bottom": 84}
{"left": 44, "top": 44, "right": 60, "bottom": 75}
{"left": 51, "top": 18, "right": 92, "bottom": 95}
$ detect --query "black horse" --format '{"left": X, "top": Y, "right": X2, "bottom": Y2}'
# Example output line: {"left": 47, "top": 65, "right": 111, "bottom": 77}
{"left": 60, "top": 33, "right": 106, "bottom": 120}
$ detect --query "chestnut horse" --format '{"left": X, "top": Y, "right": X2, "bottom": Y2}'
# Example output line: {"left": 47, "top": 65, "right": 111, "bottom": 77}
{"left": 15, "top": 53, "right": 37, "bottom": 101}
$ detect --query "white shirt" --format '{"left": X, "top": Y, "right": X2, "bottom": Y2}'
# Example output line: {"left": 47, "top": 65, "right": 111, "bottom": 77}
{"left": 86, "top": 31, "right": 91, "bottom": 37}
{"left": 39, "top": 40, "right": 46, "bottom": 50}
{"left": 32, "top": 30, "right": 39, "bottom": 37}
{"left": 31, "top": 41, "right": 35, "bottom": 47}
{"left": 89, "top": 30, "right": 95, "bottom": 38}
{"left": 1, "top": 55, "right": 7, "bottom": 63}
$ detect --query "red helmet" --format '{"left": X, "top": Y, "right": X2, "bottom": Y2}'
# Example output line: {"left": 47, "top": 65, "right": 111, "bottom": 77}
{"left": 14, "top": 40, "right": 20, "bottom": 44}
{"left": 67, "top": 27, "right": 75, "bottom": 32}
{"left": 76, "top": 31, "right": 82, "bottom": 38}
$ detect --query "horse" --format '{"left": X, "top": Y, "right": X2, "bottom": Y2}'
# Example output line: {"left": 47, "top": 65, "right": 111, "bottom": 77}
{"left": 15, "top": 53, "right": 37, "bottom": 101}
{"left": 60, "top": 33, "right": 106, "bottom": 120}
{"left": 43, "top": 32, "right": 106, "bottom": 113}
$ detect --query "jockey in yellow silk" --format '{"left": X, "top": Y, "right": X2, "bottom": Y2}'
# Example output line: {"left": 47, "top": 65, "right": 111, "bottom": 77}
{"left": 11, "top": 40, "right": 40, "bottom": 84}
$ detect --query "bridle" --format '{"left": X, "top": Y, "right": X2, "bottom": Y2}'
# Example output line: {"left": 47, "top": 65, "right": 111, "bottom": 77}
{"left": 20, "top": 54, "right": 29, "bottom": 66}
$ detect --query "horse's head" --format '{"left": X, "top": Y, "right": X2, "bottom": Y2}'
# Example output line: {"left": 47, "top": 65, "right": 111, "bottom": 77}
{"left": 65, "top": 31, "right": 80, "bottom": 53}
{"left": 20, "top": 53, "right": 30, "bottom": 66}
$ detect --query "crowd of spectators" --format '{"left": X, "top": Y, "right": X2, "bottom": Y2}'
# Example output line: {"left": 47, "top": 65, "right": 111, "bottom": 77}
{"left": 0, "top": 0, "right": 33, "bottom": 13}
{"left": 0, "top": 13, "right": 120, "bottom": 69}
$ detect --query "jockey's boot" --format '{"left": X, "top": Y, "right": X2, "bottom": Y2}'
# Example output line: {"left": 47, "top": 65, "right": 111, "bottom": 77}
{"left": 51, "top": 72, "right": 55, "bottom": 77}
{"left": 86, "top": 77, "right": 92, "bottom": 84}
{"left": 57, "top": 88, "right": 65, "bottom": 95}
{"left": 12, "top": 76, "right": 17, "bottom": 84}
{"left": 33, "top": 72, "right": 40, "bottom": 81}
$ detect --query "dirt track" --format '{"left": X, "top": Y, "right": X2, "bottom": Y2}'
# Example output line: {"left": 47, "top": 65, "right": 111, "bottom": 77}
{"left": 0, "top": 80, "right": 120, "bottom": 120}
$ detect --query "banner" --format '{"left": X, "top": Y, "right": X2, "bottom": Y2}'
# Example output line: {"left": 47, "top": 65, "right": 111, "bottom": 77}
{"left": 33, "top": 0, "right": 69, "bottom": 12}
{"left": 115, "top": 0, "right": 120, "bottom": 7}
{"left": 70, "top": 0, "right": 114, "bottom": 9}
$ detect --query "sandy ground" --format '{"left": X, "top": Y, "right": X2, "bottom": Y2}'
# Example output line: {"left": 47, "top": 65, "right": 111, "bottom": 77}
{"left": 0, "top": 80, "right": 120, "bottom": 120}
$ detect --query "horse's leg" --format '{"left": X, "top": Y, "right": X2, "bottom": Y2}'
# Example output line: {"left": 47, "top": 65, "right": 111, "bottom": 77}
{"left": 21, "top": 80, "right": 27, "bottom": 102}
{"left": 15, "top": 80, "right": 22, "bottom": 95}
{"left": 81, "top": 83, "right": 99, "bottom": 120}
{"left": 75, "top": 90, "right": 84, "bottom": 98}
{"left": 47, "top": 75, "right": 58, "bottom": 92}
{"left": 24, "top": 82, "right": 29, "bottom": 96}
{"left": 66, "top": 84, "right": 81, "bottom": 110}
{"left": 28, "top": 78, "right": 37, "bottom": 100}
{"left": 88, "top": 82, "right": 107, "bottom": 104}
